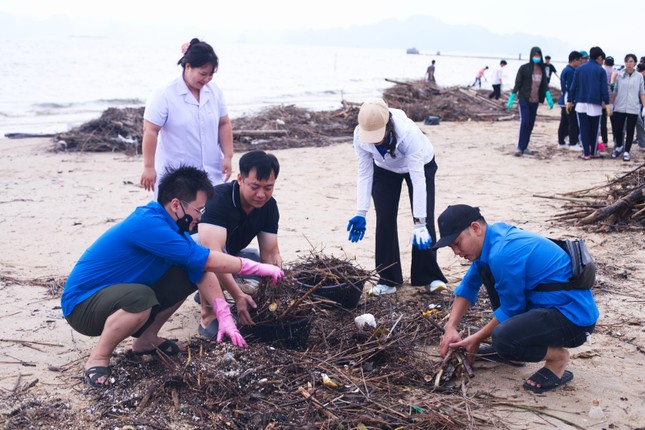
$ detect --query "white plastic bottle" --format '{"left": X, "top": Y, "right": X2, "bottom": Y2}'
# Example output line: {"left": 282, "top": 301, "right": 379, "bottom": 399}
{"left": 588, "top": 399, "right": 604, "bottom": 420}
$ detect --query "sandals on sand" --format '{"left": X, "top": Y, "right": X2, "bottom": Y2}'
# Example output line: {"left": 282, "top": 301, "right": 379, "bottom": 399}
{"left": 133, "top": 339, "right": 181, "bottom": 356}
{"left": 476, "top": 345, "right": 525, "bottom": 367}
{"left": 84, "top": 366, "right": 112, "bottom": 389}
{"left": 523, "top": 367, "right": 574, "bottom": 393}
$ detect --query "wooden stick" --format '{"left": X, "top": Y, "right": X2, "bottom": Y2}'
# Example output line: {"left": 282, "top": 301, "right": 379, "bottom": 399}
{"left": 297, "top": 386, "right": 338, "bottom": 420}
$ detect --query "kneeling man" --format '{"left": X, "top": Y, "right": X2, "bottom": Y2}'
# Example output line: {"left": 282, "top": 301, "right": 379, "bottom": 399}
{"left": 434, "top": 204, "right": 598, "bottom": 393}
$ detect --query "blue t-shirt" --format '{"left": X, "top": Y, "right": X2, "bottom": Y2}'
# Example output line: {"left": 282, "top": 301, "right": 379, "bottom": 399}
{"left": 455, "top": 222, "right": 599, "bottom": 326}
{"left": 61, "top": 201, "right": 210, "bottom": 316}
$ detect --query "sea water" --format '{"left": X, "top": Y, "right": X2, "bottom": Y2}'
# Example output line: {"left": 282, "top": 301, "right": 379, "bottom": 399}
{"left": 0, "top": 35, "right": 565, "bottom": 136}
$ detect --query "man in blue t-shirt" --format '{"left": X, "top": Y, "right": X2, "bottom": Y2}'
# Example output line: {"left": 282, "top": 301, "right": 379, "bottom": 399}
{"left": 62, "top": 166, "right": 284, "bottom": 389}
{"left": 433, "top": 204, "right": 599, "bottom": 394}
{"left": 195, "top": 151, "right": 282, "bottom": 337}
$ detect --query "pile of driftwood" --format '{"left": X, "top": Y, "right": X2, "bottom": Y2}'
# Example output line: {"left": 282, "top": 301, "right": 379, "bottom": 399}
{"left": 50, "top": 79, "right": 541, "bottom": 153}
{"left": 547, "top": 163, "right": 645, "bottom": 230}
{"left": 382, "top": 79, "right": 513, "bottom": 122}
{"left": 3, "top": 255, "right": 501, "bottom": 429}
{"left": 54, "top": 107, "right": 144, "bottom": 154}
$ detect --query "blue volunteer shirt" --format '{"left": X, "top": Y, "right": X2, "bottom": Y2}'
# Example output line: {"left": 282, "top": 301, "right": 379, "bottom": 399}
{"left": 61, "top": 201, "right": 210, "bottom": 317}
{"left": 455, "top": 223, "right": 599, "bottom": 326}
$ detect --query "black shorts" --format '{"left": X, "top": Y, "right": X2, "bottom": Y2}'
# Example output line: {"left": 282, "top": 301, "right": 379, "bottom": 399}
{"left": 65, "top": 266, "right": 197, "bottom": 337}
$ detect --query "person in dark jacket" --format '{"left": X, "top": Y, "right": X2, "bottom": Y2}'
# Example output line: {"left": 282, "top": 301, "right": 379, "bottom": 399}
{"left": 558, "top": 51, "right": 583, "bottom": 147}
{"left": 567, "top": 47, "right": 611, "bottom": 160}
{"left": 507, "top": 46, "right": 554, "bottom": 156}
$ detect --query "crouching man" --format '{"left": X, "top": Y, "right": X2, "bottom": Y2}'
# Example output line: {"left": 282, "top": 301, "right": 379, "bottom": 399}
{"left": 61, "top": 166, "right": 284, "bottom": 388}
{"left": 434, "top": 204, "right": 599, "bottom": 393}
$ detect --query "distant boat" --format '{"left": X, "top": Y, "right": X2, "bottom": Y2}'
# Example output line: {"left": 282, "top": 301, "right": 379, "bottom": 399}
{"left": 406, "top": 47, "right": 419, "bottom": 55}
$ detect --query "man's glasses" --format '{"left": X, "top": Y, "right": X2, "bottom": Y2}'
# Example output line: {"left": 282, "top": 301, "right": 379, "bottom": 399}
{"left": 181, "top": 200, "right": 206, "bottom": 216}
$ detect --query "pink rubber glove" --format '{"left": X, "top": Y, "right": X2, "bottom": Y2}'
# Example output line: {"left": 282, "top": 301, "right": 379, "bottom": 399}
{"left": 213, "top": 298, "right": 246, "bottom": 347}
{"left": 239, "top": 258, "right": 284, "bottom": 285}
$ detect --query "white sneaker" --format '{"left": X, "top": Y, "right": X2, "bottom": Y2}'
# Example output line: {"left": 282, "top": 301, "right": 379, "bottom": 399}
{"left": 623, "top": 152, "right": 631, "bottom": 161}
{"left": 426, "top": 280, "right": 447, "bottom": 293}
{"left": 611, "top": 146, "right": 624, "bottom": 158}
{"left": 567, "top": 144, "right": 582, "bottom": 152}
{"left": 368, "top": 284, "right": 397, "bottom": 296}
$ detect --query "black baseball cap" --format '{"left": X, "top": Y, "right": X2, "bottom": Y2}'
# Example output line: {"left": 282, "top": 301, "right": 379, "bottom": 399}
{"left": 433, "top": 204, "right": 483, "bottom": 249}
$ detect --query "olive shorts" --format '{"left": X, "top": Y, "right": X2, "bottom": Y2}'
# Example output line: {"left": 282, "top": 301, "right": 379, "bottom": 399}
{"left": 65, "top": 266, "right": 197, "bottom": 337}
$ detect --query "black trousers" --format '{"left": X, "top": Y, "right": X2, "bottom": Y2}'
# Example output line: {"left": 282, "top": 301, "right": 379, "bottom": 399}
{"left": 557, "top": 106, "right": 579, "bottom": 145}
{"left": 371, "top": 159, "right": 446, "bottom": 287}
{"left": 488, "top": 84, "right": 501, "bottom": 100}
{"left": 612, "top": 111, "right": 638, "bottom": 152}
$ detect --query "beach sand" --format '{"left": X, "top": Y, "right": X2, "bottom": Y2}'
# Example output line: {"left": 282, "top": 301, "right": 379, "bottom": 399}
{"left": 1, "top": 111, "right": 644, "bottom": 428}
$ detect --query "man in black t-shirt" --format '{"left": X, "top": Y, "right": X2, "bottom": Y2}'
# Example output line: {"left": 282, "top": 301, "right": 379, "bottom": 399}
{"left": 544, "top": 55, "right": 559, "bottom": 84}
{"left": 195, "top": 151, "right": 282, "bottom": 338}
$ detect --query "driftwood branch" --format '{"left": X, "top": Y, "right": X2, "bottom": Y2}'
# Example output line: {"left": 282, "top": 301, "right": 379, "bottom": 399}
{"left": 578, "top": 185, "right": 644, "bottom": 225}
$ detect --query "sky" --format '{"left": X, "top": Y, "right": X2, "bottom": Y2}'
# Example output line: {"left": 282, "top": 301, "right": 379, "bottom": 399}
{"left": 0, "top": 0, "right": 640, "bottom": 55}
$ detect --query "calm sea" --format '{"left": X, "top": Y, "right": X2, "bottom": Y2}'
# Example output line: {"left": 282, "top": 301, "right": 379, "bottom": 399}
{"left": 0, "top": 36, "right": 565, "bottom": 136}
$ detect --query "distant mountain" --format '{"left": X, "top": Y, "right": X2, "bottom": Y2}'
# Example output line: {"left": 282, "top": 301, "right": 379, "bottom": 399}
{"left": 283, "top": 15, "right": 572, "bottom": 58}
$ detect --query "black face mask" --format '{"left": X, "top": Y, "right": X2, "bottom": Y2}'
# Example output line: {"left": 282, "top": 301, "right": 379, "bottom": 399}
{"left": 175, "top": 202, "right": 193, "bottom": 234}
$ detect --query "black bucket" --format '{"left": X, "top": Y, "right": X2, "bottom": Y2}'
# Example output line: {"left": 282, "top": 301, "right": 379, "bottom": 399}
{"left": 296, "top": 280, "right": 364, "bottom": 309}
{"left": 241, "top": 317, "right": 312, "bottom": 350}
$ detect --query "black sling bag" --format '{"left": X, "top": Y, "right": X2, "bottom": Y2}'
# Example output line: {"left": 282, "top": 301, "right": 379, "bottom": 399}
{"left": 534, "top": 239, "right": 596, "bottom": 292}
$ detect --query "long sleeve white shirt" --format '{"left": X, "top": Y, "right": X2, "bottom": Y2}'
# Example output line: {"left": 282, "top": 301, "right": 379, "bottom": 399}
{"left": 353, "top": 108, "right": 435, "bottom": 219}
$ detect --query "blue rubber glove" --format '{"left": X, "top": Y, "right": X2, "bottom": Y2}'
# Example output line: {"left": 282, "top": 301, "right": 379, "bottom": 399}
{"left": 347, "top": 216, "right": 366, "bottom": 242}
{"left": 412, "top": 224, "right": 432, "bottom": 250}
{"left": 545, "top": 90, "right": 554, "bottom": 109}
{"left": 506, "top": 93, "right": 517, "bottom": 111}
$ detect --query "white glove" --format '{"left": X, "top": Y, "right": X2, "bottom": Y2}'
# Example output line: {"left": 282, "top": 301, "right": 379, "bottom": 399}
{"left": 641, "top": 106, "right": 645, "bottom": 117}
{"left": 412, "top": 224, "right": 432, "bottom": 250}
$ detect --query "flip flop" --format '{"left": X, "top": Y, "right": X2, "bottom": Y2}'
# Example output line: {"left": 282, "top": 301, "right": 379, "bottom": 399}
{"left": 133, "top": 339, "right": 181, "bottom": 356}
{"left": 84, "top": 365, "right": 112, "bottom": 388}
{"left": 198, "top": 320, "right": 219, "bottom": 340}
{"left": 476, "top": 345, "right": 525, "bottom": 367}
{"left": 523, "top": 367, "right": 574, "bottom": 394}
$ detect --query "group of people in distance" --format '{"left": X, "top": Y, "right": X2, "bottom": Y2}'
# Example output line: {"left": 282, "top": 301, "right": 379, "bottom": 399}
{"left": 62, "top": 38, "right": 599, "bottom": 396}
{"left": 560, "top": 48, "right": 645, "bottom": 161}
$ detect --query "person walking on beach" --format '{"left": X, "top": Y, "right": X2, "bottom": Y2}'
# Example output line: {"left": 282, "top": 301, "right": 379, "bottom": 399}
{"left": 346, "top": 98, "right": 447, "bottom": 296}
{"left": 425, "top": 60, "right": 436, "bottom": 84}
{"left": 544, "top": 55, "right": 559, "bottom": 84}
{"left": 488, "top": 60, "right": 507, "bottom": 100}
{"left": 471, "top": 66, "right": 488, "bottom": 88}
{"left": 567, "top": 47, "right": 611, "bottom": 160}
{"left": 62, "top": 166, "right": 284, "bottom": 388}
{"left": 194, "top": 151, "right": 283, "bottom": 338}
{"left": 507, "top": 46, "right": 554, "bottom": 156}
{"left": 558, "top": 51, "right": 583, "bottom": 148}
{"left": 600, "top": 56, "right": 617, "bottom": 148}
{"left": 140, "top": 38, "right": 234, "bottom": 197}
{"left": 609, "top": 54, "right": 645, "bottom": 162}
{"left": 435, "top": 204, "right": 598, "bottom": 394}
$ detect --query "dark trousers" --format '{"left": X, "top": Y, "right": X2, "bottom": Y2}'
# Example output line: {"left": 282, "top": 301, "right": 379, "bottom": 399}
{"left": 517, "top": 100, "right": 539, "bottom": 151}
{"left": 600, "top": 106, "right": 611, "bottom": 144}
{"left": 372, "top": 159, "right": 446, "bottom": 287}
{"left": 612, "top": 111, "right": 638, "bottom": 153}
{"left": 479, "top": 265, "right": 594, "bottom": 362}
{"left": 577, "top": 112, "right": 600, "bottom": 156}
{"left": 489, "top": 84, "right": 501, "bottom": 100}
{"left": 557, "top": 106, "right": 579, "bottom": 145}
{"left": 492, "top": 308, "right": 595, "bottom": 362}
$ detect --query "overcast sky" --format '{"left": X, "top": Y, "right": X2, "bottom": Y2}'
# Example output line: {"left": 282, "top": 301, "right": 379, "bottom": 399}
{"left": 0, "top": 0, "right": 640, "bottom": 55}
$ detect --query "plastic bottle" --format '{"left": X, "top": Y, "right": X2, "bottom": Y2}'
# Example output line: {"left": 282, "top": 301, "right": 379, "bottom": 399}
{"left": 588, "top": 399, "right": 604, "bottom": 420}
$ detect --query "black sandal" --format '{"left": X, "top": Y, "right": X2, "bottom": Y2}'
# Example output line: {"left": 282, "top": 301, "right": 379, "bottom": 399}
{"left": 133, "top": 339, "right": 181, "bottom": 356}
{"left": 84, "top": 366, "right": 112, "bottom": 388}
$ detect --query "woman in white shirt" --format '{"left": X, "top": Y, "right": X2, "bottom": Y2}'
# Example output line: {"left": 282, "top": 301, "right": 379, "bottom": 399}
{"left": 347, "top": 99, "right": 447, "bottom": 296}
{"left": 140, "top": 38, "right": 233, "bottom": 196}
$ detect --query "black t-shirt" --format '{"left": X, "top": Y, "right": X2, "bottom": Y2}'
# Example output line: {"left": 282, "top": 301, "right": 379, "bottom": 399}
{"left": 199, "top": 181, "right": 279, "bottom": 256}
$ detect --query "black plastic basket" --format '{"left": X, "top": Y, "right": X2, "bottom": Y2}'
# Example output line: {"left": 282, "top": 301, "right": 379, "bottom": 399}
{"left": 241, "top": 317, "right": 312, "bottom": 350}
{"left": 296, "top": 280, "right": 364, "bottom": 309}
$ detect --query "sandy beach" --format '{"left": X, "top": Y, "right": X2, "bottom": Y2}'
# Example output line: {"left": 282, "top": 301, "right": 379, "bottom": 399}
{"left": 1, "top": 110, "right": 644, "bottom": 428}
